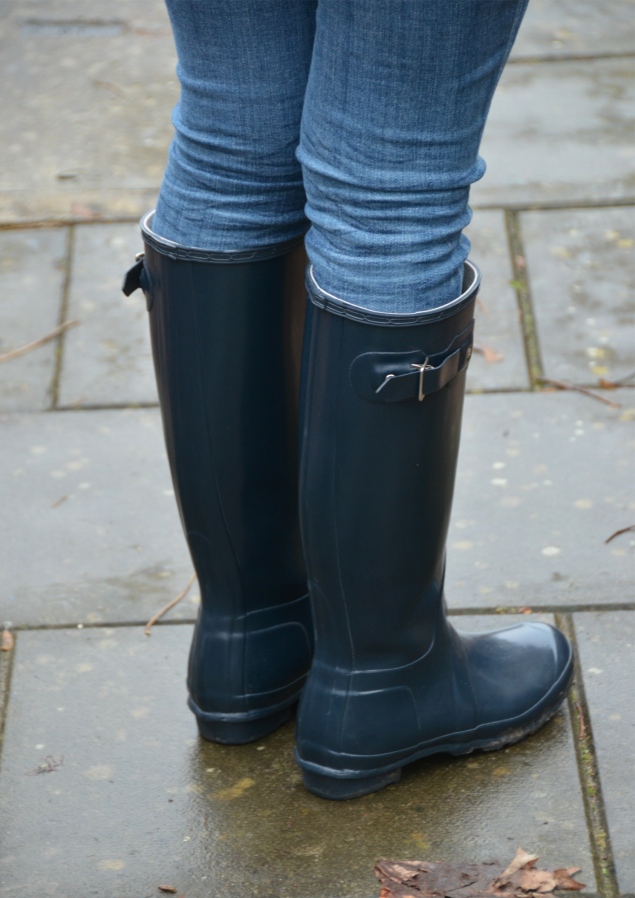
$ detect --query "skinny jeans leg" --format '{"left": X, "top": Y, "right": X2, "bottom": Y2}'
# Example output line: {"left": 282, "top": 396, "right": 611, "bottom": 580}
{"left": 153, "top": 0, "right": 316, "bottom": 250}
{"left": 154, "top": 0, "right": 529, "bottom": 312}
{"left": 299, "top": 0, "right": 530, "bottom": 312}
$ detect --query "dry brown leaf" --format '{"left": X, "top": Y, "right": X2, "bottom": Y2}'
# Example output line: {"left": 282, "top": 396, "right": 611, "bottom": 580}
{"left": 512, "top": 869, "right": 557, "bottom": 893}
{"left": 1, "top": 629, "right": 13, "bottom": 652}
{"left": 496, "top": 848, "right": 539, "bottom": 883}
{"left": 70, "top": 201, "right": 101, "bottom": 220}
{"left": 553, "top": 870, "right": 584, "bottom": 892}
{"left": 157, "top": 887, "right": 177, "bottom": 895}
{"left": 376, "top": 860, "right": 502, "bottom": 898}
{"left": 375, "top": 850, "right": 585, "bottom": 898}
{"left": 474, "top": 345, "right": 504, "bottom": 364}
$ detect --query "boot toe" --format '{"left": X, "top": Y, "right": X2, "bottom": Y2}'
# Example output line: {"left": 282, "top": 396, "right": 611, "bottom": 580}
{"left": 463, "top": 621, "right": 573, "bottom": 733}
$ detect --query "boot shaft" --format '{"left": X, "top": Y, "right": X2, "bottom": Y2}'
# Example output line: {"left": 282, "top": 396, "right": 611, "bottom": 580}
{"left": 300, "top": 263, "right": 479, "bottom": 672}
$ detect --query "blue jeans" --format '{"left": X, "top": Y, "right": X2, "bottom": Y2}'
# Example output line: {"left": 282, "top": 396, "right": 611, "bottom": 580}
{"left": 153, "top": 0, "right": 529, "bottom": 312}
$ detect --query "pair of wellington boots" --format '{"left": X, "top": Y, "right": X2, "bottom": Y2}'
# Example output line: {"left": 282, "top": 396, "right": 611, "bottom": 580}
{"left": 124, "top": 213, "right": 573, "bottom": 801}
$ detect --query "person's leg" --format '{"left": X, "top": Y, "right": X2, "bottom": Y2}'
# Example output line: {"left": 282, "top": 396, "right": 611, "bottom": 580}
{"left": 299, "top": 0, "right": 529, "bottom": 312}
{"left": 125, "top": 1, "right": 317, "bottom": 743}
{"left": 295, "top": 0, "right": 574, "bottom": 799}
{"left": 154, "top": 0, "right": 316, "bottom": 250}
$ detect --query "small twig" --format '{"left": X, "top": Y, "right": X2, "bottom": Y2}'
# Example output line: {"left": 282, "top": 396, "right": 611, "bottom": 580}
{"left": 575, "top": 702, "right": 586, "bottom": 741}
{"left": 0, "top": 320, "right": 79, "bottom": 364}
{"left": 145, "top": 573, "right": 196, "bottom": 636}
{"left": 51, "top": 495, "right": 69, "bottom": 509}
{"left": 476, "top": 297, "right": 489, "bottom": 315}
{"left": 605, "top": 524, "right": 635, "bottom": 545}
{"left": 537, "top": 377, "right": 621, "bottom": 409}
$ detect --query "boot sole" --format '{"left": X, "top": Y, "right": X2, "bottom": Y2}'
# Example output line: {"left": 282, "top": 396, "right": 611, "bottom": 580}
{"left": 189, "top": 694, "right": 298, "bottom": 745}
{"left": 299, "top": 661, "right": 574, "bottom": 800}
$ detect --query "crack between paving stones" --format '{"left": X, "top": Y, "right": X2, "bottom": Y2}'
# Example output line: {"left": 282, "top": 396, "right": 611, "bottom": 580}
{"left": 473, "top": 198, "right": 635, "bottom": 213}
{"left": 1, "top": 199, "right": 633, "bottom": 231}
{"left": 556, "top": 612, "right": 620, "bottom": 898}
{"left": 49, "top": 389, "right": 536, "bottom": 412}
{"left": 0, "top": 635, "right": 17, "bottom": 764}
{"left": 42, "top": 381, "right": 632, "bottom": 413}
{"left": 8, "top": 603, "right": 635, "bottom": 632}
{"left": 507, "top": 51, "right": 635, "bottom": 65}
{"left": 49, "top": 225, "right": 74, "bottom": 410}
{"left": 51, "top": 401, "right": 161, "bottom": 412}
{"left": 505, "top": 209, "right": 545, "bottom": 388}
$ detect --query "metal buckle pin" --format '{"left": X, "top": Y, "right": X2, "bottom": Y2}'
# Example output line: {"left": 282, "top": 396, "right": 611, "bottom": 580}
{"left": 410, "top": 358, "right": 433, "bottom": 401}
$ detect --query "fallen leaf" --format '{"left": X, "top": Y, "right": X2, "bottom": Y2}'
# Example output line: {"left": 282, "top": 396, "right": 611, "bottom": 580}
{"left": 474, "top": 345, "right": 504, "bottom": 364}
{"left": 512, "top": 869, "right": 557, "bottom": 893}
{"left": 1, "top": 629, "right": 13, "bottom": 652}
{"left": 70, "top": 201, "right": 101, "bottom": 220}
{"left": 374, "top": 849, "right": 585, "bottom": 898}
{"left": 158, "top": 887, "right": 177, "bottom": 895}
{"left": 499, "top": 848, "right": 538, "bottom": 881}
{"left": 554, "top": 869, "right": 585, "bottom": 891}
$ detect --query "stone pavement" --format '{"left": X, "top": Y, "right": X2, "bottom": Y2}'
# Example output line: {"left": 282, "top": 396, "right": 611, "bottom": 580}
{"left": 0, "top": 1, "right": 633, "bottom": 896}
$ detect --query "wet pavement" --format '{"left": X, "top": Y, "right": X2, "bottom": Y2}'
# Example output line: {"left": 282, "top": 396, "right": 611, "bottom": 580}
{"left": 0, "top": 1, "right": 633, "bottom": 896}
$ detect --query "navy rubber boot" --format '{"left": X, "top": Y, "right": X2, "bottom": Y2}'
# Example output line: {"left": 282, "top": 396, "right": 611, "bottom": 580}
{"left": 295, "top": 262, "right": 573, "bottom": 799}
{"left": 123, "top": 213, "right": 313, "bottom": 744}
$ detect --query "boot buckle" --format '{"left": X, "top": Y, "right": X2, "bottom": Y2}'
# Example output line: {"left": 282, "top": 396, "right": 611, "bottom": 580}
{"left": 411, "top": 359, "right": 433, "bottom": 401}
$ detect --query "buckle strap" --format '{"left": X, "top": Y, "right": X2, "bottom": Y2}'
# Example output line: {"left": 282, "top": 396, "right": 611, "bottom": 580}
{"left": 350, "top": 320, "right": 474, "bottom": 403}
{"left": 121, "top": 253, "right": 145, "bottom": 296}
{"left": 121, "top": 253, "right": 154, "bottom": 310}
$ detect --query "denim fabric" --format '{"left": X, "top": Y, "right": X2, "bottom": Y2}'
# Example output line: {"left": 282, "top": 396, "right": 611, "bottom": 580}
{"left": 154, "top": 0, "right": 529, "bottom": 312}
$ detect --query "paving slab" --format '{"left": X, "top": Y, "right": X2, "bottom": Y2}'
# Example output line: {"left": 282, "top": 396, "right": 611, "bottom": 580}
{"left": 521, "top": 207, "right": 635, "bottom": 387}
{"left": 0, "top": 410, "right": 193, "bottom": 628}
{"left": 58, "top": 223, "right": 158, "bottom": 408}
{"left": 0, "top": 619, "right": 595, "bottom": 898}
{"left": 0, "top": 228, "right": 66, "bottom": 412}
{"left": 466, "top": 211, "right": 529, "bottom": 393}
{"left": 511, "top": 0, "right": 635, "bottom": 59}
{"left": 574, "top": 611, "right": 635, "bottom": 894}
{"left": 445, "top": 391, "right": 635, "bottom": 610}
{"left": 473, "top": 58, "right": 635, "bottom": 207}
{"left": 0, "top": 0, "right": 177, "bottom": 224}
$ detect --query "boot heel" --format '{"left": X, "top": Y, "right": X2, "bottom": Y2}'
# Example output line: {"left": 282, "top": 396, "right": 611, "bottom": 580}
{"left": 196, "top": 706, "right": 293, "bottom": 745}
{"left": 301, "top": 766, "right": 402, "bottom": 800}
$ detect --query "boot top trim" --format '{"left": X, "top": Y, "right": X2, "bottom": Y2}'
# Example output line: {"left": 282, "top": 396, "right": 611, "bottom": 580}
{"left": 139, "top": 211, "right": 305, "bottom": 264}
{"left": 307, "top": 261, "right": 480, "bottom": 326}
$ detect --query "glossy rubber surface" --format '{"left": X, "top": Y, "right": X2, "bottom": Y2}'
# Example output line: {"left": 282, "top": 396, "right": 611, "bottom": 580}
{"left": 295, "top": 264, "right": 574, "bottom": 799}
{"left": 127, "top": 225, "right": 313, "bottom": 741}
